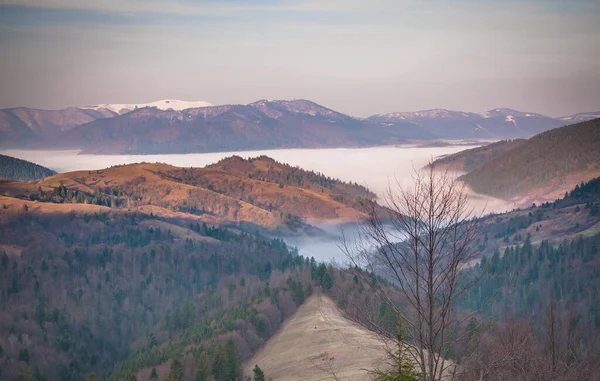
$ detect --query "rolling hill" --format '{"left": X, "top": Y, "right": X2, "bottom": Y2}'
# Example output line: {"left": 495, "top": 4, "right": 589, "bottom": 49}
{"left": 459, "top": 118, "right": 600, "bottom": 204}
{"left": 0, "top": 156, "right": 375, "bottom": 234}
{"left": 0, "top": 154, "right": 57, "bottom": 181}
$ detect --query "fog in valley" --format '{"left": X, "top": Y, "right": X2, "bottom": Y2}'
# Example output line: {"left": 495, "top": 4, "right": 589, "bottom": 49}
{"left": 1, "top": 144, "right": 514, "bottom": 263}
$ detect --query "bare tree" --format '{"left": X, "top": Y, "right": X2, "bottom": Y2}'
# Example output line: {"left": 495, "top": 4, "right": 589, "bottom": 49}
{"left": 342, "top": 167, "right": 484, "bottom": 381}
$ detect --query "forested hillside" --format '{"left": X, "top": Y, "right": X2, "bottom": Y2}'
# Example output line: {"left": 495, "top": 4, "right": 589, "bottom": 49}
{"left": 454, "top": 232, "right": 600, "bottom": 380}
{"left": 461, "top": 233, "right": 600, "bottom": 324}
{"left": 0, "top": 154, "right": 56, "bottom": 181}
{"left": 0, "top": 196, "right": 398, "bottom": 381}
{"left": 460, "top": 118, "right": 600, "bottom": 203}
{"left": 0, "top": 203, "right": 302, "bottom": 380}
{"left": 428, "top": 139, "right": 525, "bottom": 172}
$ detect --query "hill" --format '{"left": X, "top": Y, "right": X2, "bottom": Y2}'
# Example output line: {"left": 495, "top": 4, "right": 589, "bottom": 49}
{"left": 459, "top": 118, "right": 600, "bottom": 204}
{"left": 428, "top": 139, "right": 526, "bottom": 172}
{"left": 0, "top": 154, "right": 57, "bottom": 181}
{"left": 0, "top": 156, "right": 376, "bottom": 234}
{"left": 244, "top": 293, "right": 387, "bottom": 381}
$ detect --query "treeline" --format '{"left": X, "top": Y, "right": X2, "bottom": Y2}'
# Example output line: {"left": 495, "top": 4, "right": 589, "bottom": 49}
{"left": 0, "top": 154, "right": 56, "bottom": 181}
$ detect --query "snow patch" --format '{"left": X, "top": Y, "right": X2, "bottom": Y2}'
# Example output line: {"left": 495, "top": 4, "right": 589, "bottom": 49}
{"left": 505, "top": 115, "right": 517, "bottom": 126}
{"left": 82, "top": 99, "right": 213, "bottom": 114}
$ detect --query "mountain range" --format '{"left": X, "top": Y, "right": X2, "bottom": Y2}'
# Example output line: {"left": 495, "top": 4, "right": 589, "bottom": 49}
{"left": 1, "top": 99, "right": 597, "bottom": 154}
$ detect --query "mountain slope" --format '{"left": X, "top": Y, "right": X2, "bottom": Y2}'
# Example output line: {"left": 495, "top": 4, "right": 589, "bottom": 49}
{"left": 428, "top": 139, "right": 526, "bottom": 172}
{"left": 460, "top": 118, "right": 600, "bottom": 203}
{"left": 0, "top": 154, "right": 57, "bottom": 181}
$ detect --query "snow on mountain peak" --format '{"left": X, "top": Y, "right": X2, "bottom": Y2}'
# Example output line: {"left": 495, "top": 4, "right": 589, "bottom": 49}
{"left": 82, "top": 99, "right": 213, "bottom": 114}
{"left": 379, "top": 109, "right": 475, "bottom": 120}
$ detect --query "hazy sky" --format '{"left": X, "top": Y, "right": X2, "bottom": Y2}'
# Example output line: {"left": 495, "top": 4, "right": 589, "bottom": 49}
{"left": 0, "top": 0, "right": 598, "bottom": 117}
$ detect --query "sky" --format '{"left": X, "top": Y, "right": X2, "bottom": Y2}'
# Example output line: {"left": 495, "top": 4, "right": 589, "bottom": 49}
{"left": 0, "top": 0, "right": 598, "bottom": 117}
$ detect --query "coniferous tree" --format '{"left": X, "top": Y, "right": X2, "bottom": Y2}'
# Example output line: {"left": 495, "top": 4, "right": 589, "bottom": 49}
{"left": 195, "top": 351, "right": 210, "bottom": 381}
{"left": 165, "top": 358, "right": 183, "bottom": 381}
{"left": 252, "top": 365, "right": 265, "bottom": 381}
{"left": 370, "top": 315, "right": 420, "bottom": 381}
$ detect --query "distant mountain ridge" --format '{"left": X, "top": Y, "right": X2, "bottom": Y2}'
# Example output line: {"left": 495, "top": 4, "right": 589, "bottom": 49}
{"left": 0, "top": 106, "right": 117, "bottom": 147}
{"left": 1, "top": 99, "right": 598, "bottom": 153}
{"left": 368, "top": 107, "right": 567, "bottom": 140}
{"left": 558, "top": 111, "right": 600, "bottom": 123}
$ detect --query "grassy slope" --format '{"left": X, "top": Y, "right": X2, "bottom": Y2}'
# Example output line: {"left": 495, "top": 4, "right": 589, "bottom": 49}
{"left": 244, "top": 293, "right": 387, "bottom": 381}
{"left": 460, "top": 118, "right": 600, "bottom": 203}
